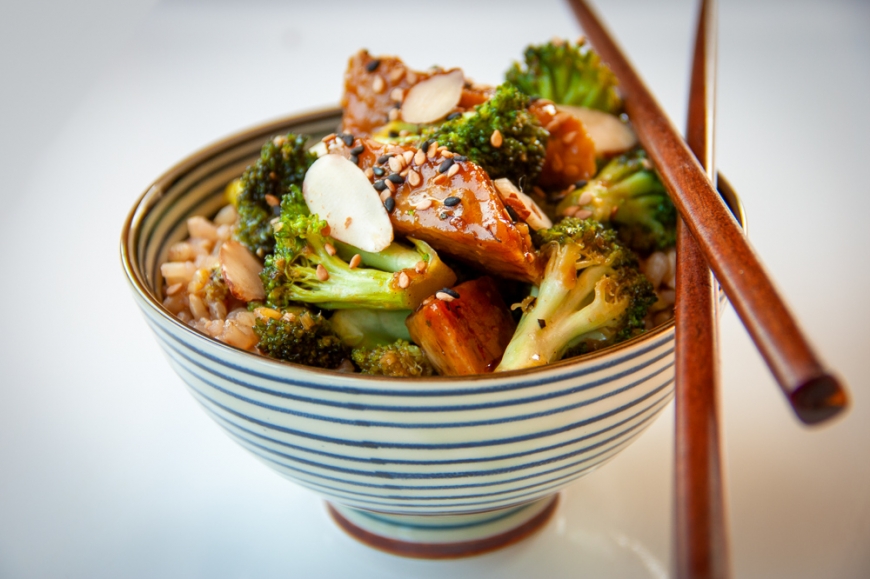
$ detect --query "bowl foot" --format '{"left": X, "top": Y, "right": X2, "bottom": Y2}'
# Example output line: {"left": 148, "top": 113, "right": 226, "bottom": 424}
{"left": 326, "top": 494, "right": 558, "bottom": 559}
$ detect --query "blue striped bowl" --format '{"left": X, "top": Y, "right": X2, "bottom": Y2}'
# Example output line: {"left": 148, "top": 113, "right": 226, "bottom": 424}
{"left": 121, "top": 108, "right": 742, "bottom": 556}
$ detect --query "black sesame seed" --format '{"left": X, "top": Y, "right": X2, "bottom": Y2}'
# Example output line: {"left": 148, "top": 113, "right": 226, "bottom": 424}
{"left": 384, "top": 197, "right": 396, "bottom": 212}
{"left": 388, "top": 130, "right": 399, "bottom": 138}
{"left": 341, "top": 134, "right": 354, "bottom": 147}
{"left": 387, "top": 173, "right": 404, "bottom": 184}
{"left": 377, "top": 154, "right": 391, "bottom": 164}
{"left": 454, "top": 155, "right": 467, "bottom": 162}
{"left": 443, "top": 196, "right": 461, "bottom": 207}
{"left": 350, "top": 145, "right": 365, "bottom": 155}
{"left": 574, "top": 180, "right": 588, "bottom": 188}
{"left": 373, "top": 180, "right": 387, "bottom": 191}
{"left": 366, "top": 59, "right": 381, "bottom": 72}
{"left": 440, "top": 288, "right": 460, "bottom": 299}
{"left": 349, "top": 155, "right": 359, "bottom": 165}
{"left": 446, "top": 112, "right": 461, "bottom": 120}
{"left": 505, "top": 205, "right": 518, "bottom": 222}
{"left": 537, "top": 318, "right": 546, "bottom": 329}
{"left": 439, "top": 158, "right": 454, "bottom": 173}
{"left": 372, "top": 167, "right": 385, "bottom": 177}
{"left": 421, "top": 139, "right": 433, "bottom": 152}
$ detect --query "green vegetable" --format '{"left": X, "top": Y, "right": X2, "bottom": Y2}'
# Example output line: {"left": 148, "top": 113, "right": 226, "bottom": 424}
{"left": 330, "top": 309, "right": 413, "bottom": 349}
{"left": 556, "top": 149, "right": 676, "bottom": 253}
{"left": 352, "top": 339, "right": 435, "bottom": 377}
{"left": 423, "top": 83, "right": 548, "bottom": 185}
{"left": 506, "top": 38, "right": 622, "bottom": 113}
{"left": 253, "top": 308, "right": 348, "bottom": 369}
{"left": 260, "top": 197, "right": 455, "bottom": 310}
{"left": 231, "top": 134, "right": 316, "bottom": 258}
{"left": 496, "top": 218, "right": 655, "bottom": 371}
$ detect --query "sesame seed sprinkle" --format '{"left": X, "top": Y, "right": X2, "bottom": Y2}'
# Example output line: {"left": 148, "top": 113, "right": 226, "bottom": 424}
{"left": 397, "top": 271, "right": 410, "bottom": 289}
{"left": 316, "top": 264, "right": 329, "bottom": 281}
{"left": 377, "top": 154, "right": 391, "bottom": 164}
{"left": 384, "top": 197, "right": 396, "bottom": 212}
{"left": 350, "top": 145, "right": 365, "bottom": 155}
{"left": 408, "top": 170, "right": 422, "bottom": 187}
{"left": 443, "top": 196, "right": 461, "bottom": 207}
{"left": 414, "top": 150, "right": 426, "bottom": 166}
{"left": 373, "top": 166, "right": 385, "bottom": 177}
{"left": 373, "top": 180, "right": 387, "bottom": 191}
{"left": 366, "top": 59, "right": 381, "bottom": 72}
{"left": 387, "top": 173, "right": 404, "bottom": 184}
{"left": 490, "top": 129, "right": 503, "bottom": 148}
{"left": 447, "top": 164, "right": 459, "bottom": 178}
{"left": 349, "top": 254, "right": 362, "bottom": 269}
{"left": 438, "top": 158, "right": 454, "bottom": 173}
{"left": 341, "top": 134, "right": 354, "bottom": 147}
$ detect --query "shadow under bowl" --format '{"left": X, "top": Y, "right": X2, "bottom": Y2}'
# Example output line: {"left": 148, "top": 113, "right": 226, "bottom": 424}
{"left": 121, "top": 107, "right": 744, "bottom": 558}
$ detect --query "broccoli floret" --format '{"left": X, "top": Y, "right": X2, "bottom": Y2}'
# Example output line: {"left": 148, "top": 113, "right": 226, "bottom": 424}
{"left": 506, "top": 38, "right": 622, "bottom": 113}
{"left": 423, "top": 83, "right": 548, "bottom": 185}
{"left": 496, "top": 218, "right": 655, "bottom": 371}
{"left": 352, "top": 339, "right": 435, "bottom": 377}
{"left": 556, "top": 149, "right": 676, "bottom": 253}
{"left": 231, "top": 134, "right": 316, "bottom": 258}
{"left": 253, "top": 308, "right": 349, "bottom": 369}
{"left": 260, "top": 197, "right": 456, "bottom": 310}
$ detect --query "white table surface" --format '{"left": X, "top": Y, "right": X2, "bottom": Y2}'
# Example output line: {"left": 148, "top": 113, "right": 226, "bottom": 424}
{"left": 1, "top": 0, "right": 868, "bottom": 577}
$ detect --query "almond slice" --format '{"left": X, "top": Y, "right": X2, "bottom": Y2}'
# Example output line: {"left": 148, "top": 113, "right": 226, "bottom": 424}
{"left": 557, "top": 104, "right": 638, "bottom": 155}
{"left": 302, "top": 154, "right": 394, "bottom": 253}
{"left": 493, "top": 178, "right": 553, "bottom": 231}
{"left": 220, "top": 240, "right": 266, "bottom": 302}
{"left": 400, "top": 69, "right": 464, "bottom": 124}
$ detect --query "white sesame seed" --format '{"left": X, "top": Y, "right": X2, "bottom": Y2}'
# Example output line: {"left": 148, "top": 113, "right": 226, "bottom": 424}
{"left": 388, "top": 156, "right": 403, "bottom": 172}
{"left": 415, "top": 260, "right": 427, "bottom": 273}
{"left": 316, "top": 264, "right": 329, "bottom": 281}
{"left": 385, "top": 179, "right": 396, "bottom": 193}
{"left": 405, "top": 71, "right": 418, "bottom": 84}
{"left": 390, "top": 87, "right": 404, "bottom": 102}
{"left": 389, "top": 67, "right": 405, "bottom": 83}
{"left": 379, "top": 189, "right": 392, "bottom": 202}
{"left": 578, "top": 191, "right": 594, "bottom": 205}
{"left": 562, "top": 131, "right": 577, "bottom": 145}
{"left": 402, "top": 150, "right": 414, "bottom": 165}
{"left": 441, "top": 150, "right": 454, "bottom": 158}
{"left": 349, "top": 254, "right": 362, "bottom": 269}
{"left": 435, "top": 291, "right": 455, "bottom": 302}
{"left": 447, "top": 164, "right": 459, "bottom": 178}
{"left": 414, "top": 197, "right": 431, "bottom": 210}
{"left": 414, "top": 149, "right": 426, "bottom": 166}
{"left": 398, "top": 271, "right": 410, "bottom": 289}
{"left": 490, "top": 129, "right": 503, "bottom": 148}
{"left": 408, "top": 170, "right": 422, "bottom": 187}
{"left": 372, "top": 76, "right": 385, "bottom": 93}
{"left": 324, "top": 242, "right": 337, "bottom": 256}
{"left": 388, "top": 108, "right": 400, "bottom": 121}
{"left": 574, "top": 209, "right": 593, "bottom": 219}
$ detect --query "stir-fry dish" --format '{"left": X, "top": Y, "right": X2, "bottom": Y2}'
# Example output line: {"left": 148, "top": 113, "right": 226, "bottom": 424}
{"left": 160, "top": 39, "right": 680, "bottom": 377}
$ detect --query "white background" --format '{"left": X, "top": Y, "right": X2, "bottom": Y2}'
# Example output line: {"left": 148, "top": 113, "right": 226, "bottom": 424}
{"left": 1, "top": 0, "right": 868, "bottom": 577}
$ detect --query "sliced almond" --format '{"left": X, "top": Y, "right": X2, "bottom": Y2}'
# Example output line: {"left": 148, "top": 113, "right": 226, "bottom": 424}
{"left": 557, "top": 105, "right": 637, "bottom": 155}
{"left": 400, "top": 69, "right": 464, "bottom": 124}
{"left": 220, "top": 240, "right": 266, "bottom": 302}
{"left": 493, "top": 178, "right": 553, "bottom": 231}
{"left": 302, "top": 154, "right": 394, "bottom": 252}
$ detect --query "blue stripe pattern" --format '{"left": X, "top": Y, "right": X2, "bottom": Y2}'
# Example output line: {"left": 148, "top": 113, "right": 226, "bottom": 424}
{"left": 122, "top": 109, "right": 687, "bottom": 516}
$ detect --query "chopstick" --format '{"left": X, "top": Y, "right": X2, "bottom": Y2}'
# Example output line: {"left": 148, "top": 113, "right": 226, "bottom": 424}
{"left": 566, "top": 0, "right": 848, "bottom": 425}
{"left": 674, "top": 1, "right": 730, "bottom": 577}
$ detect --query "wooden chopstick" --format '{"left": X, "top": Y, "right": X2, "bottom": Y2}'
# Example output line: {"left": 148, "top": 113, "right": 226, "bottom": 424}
{"left": 674, "top": 1, "right": 730, "bottom": 577}
{"left": 566, "top": 0, "right": 848, "bottom": 425}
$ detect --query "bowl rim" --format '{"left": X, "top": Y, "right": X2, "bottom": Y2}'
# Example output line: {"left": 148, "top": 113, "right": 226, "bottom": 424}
{"left": 121, "top": 106, "right": 745, "bottom": 384}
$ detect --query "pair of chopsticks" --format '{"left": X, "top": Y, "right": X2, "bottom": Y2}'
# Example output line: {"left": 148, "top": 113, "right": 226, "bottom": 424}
{"left": 566, "top": 0, "right": 850, "bottom": 576}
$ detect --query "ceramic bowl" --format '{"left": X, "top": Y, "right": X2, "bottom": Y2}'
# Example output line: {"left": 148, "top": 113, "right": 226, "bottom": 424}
{"left": 121, "top": 107, "right": 743, "bottom": 558}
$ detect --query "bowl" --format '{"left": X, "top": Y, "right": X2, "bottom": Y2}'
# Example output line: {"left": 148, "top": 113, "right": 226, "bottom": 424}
{"left": 121, "top": 107, "right": 744, "bottom": 558}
